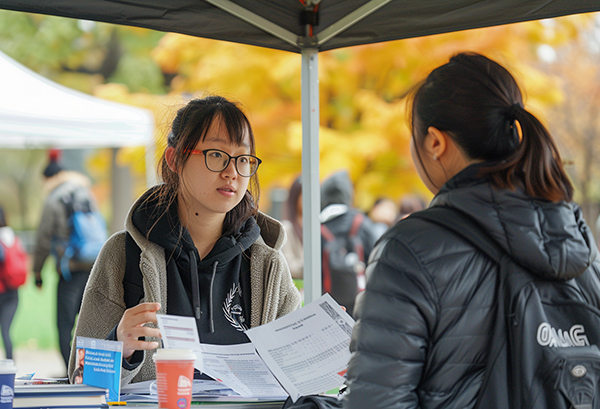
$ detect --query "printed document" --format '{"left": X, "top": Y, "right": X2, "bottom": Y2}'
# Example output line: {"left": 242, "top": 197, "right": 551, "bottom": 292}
{"left": 246, "top": 293, "right": 353, "bottom": 401}
{"left": 156, "top": 315, "right": 286, "bottom": 398}
{"left": 156, "top": 314, "right": 203, "bottom": 370}
{"left": 157, "top": 293, "right": 354, "bottom": 402}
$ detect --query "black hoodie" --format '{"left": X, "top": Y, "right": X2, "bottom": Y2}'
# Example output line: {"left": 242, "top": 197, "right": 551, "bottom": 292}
{"left": 126, "top": 188, "right": 260, "bottom": 345}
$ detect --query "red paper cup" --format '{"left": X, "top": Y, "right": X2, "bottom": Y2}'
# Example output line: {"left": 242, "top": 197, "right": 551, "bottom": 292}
{"left": 153, "top": 349, "right": 196, "bottom": 409}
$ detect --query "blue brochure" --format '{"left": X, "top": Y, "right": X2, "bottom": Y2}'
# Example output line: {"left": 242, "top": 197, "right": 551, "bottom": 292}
{"left": 75, "top": 337, "right": 123, "bottom": 403}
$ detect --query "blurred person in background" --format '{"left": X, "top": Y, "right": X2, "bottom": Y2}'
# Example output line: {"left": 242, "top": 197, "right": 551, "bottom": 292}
{"left": 395, "top": 193, "right": 427, "bottom": 222}
{"left": 281, "top": 176, "right": 304, "bottom": 280}
{"left": 32, "top": 149, "right": 101, "bottom": 371}
{"left": 320, "top": 170, "right": 379, "bottom": 317}
{"left": 367, "top": 197, "right": 398, "bottom": 239}
{"left": 0, "top": 206, "right": 28, "bottom": 360}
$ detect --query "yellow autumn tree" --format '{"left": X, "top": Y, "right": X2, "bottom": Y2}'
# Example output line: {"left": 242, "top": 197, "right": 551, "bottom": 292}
{"left": 541, "top": 16, "right": 600, "bottom": 226}
{"left": 98, "top": 13, "right": 594, "bottom": 214}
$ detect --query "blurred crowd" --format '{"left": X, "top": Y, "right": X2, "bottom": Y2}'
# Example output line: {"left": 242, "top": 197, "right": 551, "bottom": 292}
{"left": 280, "top": 171, "right": 427, "bottom": 315}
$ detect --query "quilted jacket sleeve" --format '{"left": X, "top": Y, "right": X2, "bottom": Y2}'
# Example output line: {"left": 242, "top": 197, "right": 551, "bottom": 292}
{"left": 343, "top": 233, "right": 437, "bottom": 409}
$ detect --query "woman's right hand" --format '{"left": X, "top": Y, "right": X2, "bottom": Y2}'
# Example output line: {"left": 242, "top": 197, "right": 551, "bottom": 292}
{"left": 116, "top": 302, "right": 162, "bottom": 360}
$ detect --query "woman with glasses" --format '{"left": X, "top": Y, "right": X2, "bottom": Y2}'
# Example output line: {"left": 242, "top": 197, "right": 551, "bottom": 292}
{"left": 68, "top": 95, "right": 301, "bottom": 384}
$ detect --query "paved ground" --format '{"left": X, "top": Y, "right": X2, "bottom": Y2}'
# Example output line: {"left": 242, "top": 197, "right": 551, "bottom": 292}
{"left": 2, "top": 347, "right": 67, "bottom": 379}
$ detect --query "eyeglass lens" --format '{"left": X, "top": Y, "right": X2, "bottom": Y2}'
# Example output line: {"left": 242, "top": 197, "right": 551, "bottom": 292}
{"left": 205, "top": 150, "right": 260, "bottom": 177}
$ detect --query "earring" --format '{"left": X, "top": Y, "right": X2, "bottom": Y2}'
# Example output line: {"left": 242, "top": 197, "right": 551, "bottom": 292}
{"left": 433, "top": 154, "right": 438, "bottom": 161}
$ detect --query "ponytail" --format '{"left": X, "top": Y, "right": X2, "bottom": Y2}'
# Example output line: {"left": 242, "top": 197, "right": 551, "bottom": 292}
{"left": 412, "top": 53, "right": 573, "bottom": 203}
{"left": 480, "top": 105, "right": 573, "bottom": 202}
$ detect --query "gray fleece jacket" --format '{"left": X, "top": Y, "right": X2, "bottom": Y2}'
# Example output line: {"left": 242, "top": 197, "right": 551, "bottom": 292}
{"left": 68, "top": 191, "right": 301, "bottom": 385}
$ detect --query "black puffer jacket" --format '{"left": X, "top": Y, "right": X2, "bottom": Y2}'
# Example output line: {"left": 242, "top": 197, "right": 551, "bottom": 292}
{"left": 343, "top": 164, "right": 600, "bottom": 409}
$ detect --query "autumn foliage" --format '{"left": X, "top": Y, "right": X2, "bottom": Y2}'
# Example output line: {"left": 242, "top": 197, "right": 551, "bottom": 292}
{"left": 2, "top": 10, "right": 592, "bottom": 218}
{"left": 134, "top": 16, "right": 589, "bottom": 211}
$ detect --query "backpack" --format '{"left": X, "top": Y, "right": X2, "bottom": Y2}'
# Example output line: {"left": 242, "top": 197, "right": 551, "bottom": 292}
{"left": 0, "top": 235, "right": 28, "bottom": 292}
{"left": 59, "top": 190, "right": 108, "bottom": 281}
{"left": 321, "top": 212, "right": 366, "bottom": 317}
{"left": 411, "top": 207, "right": 600, "bottom": 409}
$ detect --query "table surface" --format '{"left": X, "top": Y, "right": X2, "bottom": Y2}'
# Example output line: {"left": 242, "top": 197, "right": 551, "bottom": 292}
{"left": 125, "top": 402, "right": 285, "bottom": 409}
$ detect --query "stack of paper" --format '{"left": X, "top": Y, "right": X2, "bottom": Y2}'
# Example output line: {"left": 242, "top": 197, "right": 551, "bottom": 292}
{"left": 120, "top": 379, "right": 256, "bottom": 403}
{"left": 13, "top": 384, "right": 108, "bottom": 409}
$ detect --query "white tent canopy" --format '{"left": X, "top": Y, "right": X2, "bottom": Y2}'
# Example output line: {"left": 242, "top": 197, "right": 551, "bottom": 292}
{"left": 0, "top": 49, "right": 154, "bottom": 149}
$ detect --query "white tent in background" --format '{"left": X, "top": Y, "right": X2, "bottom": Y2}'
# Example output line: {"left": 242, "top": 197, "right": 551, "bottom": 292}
{"left": 0, "top": 49, "right": 156, "bottom": 233}
{"left": 0, "top": 49, "right": 155, "bottom": 149}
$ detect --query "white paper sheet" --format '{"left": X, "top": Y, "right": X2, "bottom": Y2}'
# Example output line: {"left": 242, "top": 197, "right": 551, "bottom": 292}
{"left": 245, "top": 293, "right": 354, "bottom": 402}
{"left": 156, "top": 314, "right": 203, "bottom": 371}
{"left": 156, "top": 314, "right": 287, "bottom": 399}
{"left": 197, "top": 343, "right": 288, "bottom": 398}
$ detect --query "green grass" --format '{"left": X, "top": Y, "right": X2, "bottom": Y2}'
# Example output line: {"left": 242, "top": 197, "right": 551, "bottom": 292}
{"left": 1, "top": 260, "right": 59, "bottom": 352}
{"left": 293, "top": 279, "right": 304, "bottom": 307}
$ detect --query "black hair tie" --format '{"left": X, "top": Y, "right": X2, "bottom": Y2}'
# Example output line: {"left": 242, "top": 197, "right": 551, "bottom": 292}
{"left": 506, "top": 103, "right": 522, "bottom": 120}
{"left": 167, "top": 131, "right": 176, "bottom": 145}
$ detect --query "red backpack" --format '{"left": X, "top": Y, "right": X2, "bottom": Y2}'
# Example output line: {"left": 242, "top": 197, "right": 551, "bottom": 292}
{"left": 0, "top": 236, "right": 28, "bottom": 292}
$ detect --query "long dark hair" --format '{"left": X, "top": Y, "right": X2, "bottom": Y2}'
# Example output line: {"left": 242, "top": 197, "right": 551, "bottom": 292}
{"left": 154, "top": 95, "right": 260, "bottom": 237}
{"left": 410, "top": 52, "right": 573, "bottom": 202}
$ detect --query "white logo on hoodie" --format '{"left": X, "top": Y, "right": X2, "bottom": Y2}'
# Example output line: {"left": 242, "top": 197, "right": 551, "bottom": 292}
{"left": 223, "top": 283, "right": 247, "bottom": 331}
{"left": 536, "top": 322, "right": 589, "bottom": 347}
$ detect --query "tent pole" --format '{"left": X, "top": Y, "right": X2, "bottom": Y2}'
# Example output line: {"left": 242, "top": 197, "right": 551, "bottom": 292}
{"left": 301, "top": 47, "right": 321, "bottom": 305}
{"left": 110, "top": 148, "right": 134, "bottom": 234}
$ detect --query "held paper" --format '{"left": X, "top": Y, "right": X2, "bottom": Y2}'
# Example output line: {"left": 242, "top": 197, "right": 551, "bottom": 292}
{"left": 156, "top": 314, "right": 287, "bottom": 399}
{"left": 156, "top": 314, "right": 203, "bottom": 371}
{"left": 245, "top": 293, "right": 354, "bottom": 402}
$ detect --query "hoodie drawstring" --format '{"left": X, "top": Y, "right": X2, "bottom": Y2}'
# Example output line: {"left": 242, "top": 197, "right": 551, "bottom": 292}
{"left": 209, "top": 261, "right": 219, "bottom": 333}
{"left": 190, "top": 250, "right": 219, "bottom": 333}
{"left": 189, "top": 250, "right": 201, "bottom": 320}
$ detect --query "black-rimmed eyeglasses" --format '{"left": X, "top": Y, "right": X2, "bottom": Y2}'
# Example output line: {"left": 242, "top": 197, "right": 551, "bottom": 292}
{"left": 186, "top": 149, "right": 262, "bottom": 177}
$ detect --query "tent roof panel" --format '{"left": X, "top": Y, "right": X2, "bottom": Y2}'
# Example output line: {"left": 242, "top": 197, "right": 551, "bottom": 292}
{"left": 0, "top": 0, "right": 598, "bottom": 53}
{"left": 0, "top": 49, "right": 155, "bottom": 149}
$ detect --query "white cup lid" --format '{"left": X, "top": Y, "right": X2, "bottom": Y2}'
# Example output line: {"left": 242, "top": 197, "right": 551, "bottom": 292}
{"left": 152, "top": 349, "right": 196, "bottom": 361}
{"left": 0, "top": 359, "right": 17, "bottom": 374}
